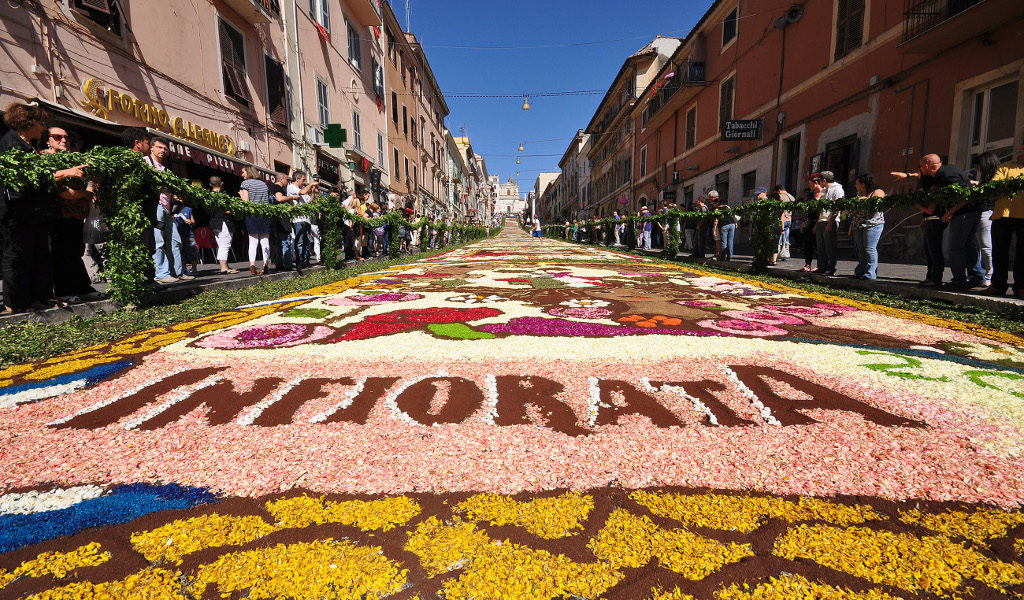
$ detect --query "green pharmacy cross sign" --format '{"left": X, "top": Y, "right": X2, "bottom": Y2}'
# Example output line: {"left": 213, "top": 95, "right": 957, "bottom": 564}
{"left": 324, "top": 124, "right": 347, "bottom": 148}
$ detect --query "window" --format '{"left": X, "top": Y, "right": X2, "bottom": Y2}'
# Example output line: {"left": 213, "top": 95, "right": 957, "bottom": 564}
{"left": 722, "top": 6, "right": 738, "bottom": 48}
{"left": 834, "top": 0, "right": 865, "bottom": 61}
{"left": 683, "top": 185, "right": 694, "bottom": 210}
{"left": 969, "top": 80, "right": 1020, "bottom": 163}
{"left": 639, "top": 146, "right": 648, "bottom": 178}
{"left": 741, "top": 170, "right": 757, "bottom": 198}
{"left": 386, "top": 27, "right": 396, "bottom": 63}
{"left": 316, "top": 78, "right": 329, "bottom": 130}
{"left": 309, "top": 0, "right": 329, "bottom": 33}
{"left": 378, "top": 131, "right": 385, "bottom": 167}
{"left": 265, "top": 55, "right": 288, "bottom": 127}
{"left": 719, "top": 75, "right": 735, "bottom": 130}
{"left": 372, "top": 57, "right": 384, "bottom": 98}
{"left": 685, "top": 106, "right": 697, "bottom": 150}
{"left": 782, "top": 134, "right": 802, "bottom": 193}
{"left": 715, "top": 171, "right": 730, "bottom": 203}
{"left": 391, "top": 92, "right": 398, "bottom": 123}
{"left": 346, "top": 19, "right": 361, "bottom": 69}
{"left": 352, "top": 110, "right": 362, "bottom": 150}
{"left": 404, "top": 157, "right": 410, "bottom": 182}
{"left": 413, "top": 164, "right": 418, "bottom": 187}
{"left": 71, "top": 0, "right": 122, "bottom": 36}
{"left": 219, "top": 19, "right": 251, "bottom": 107}
{"left": 402, "top": 105, "right": 408, "bottom": 135}
{"left": 641, "top": 106, "right": 651, "bottom": 128}
{"left": 394, "top": 147, "right": 400, "bottom": 180}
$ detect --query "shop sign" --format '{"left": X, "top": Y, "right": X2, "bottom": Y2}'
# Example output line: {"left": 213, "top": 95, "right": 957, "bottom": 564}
{"left": 164, "top": 139, "right": 244, "bottom": 177}
{"left": 722, "top": 119, "right": 762, "bottom": 141}
{"left": 80, "top": 78, "right": 237, "bottom": 155}
{"left": 316, "top": 150, "right": 340, "bottom": 186}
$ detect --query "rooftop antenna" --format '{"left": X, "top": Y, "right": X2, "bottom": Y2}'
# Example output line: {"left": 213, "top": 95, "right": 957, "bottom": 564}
{"left": 406, "top": 0, "right": 411, "bottom": 31}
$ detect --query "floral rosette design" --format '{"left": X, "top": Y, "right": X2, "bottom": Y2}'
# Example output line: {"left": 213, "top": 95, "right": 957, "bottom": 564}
{"left": 195, "top": 323, "right": 334, "bottom": 350}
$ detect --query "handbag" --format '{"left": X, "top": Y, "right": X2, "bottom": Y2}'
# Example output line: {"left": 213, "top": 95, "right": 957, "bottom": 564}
{"left": 83, "top": 202, "right": 109, "bottom": 244}
{"left": 778, "top": 241, "right": 790, "bottom": 260}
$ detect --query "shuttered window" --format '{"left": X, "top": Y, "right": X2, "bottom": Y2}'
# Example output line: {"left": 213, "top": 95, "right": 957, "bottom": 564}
{"left": 685, "top": 106, "right": 697, "bottom": 150}
{"left": 719, "top": 76, "right": 735, "bottom": 130}
{"left": 72, "top": 0, "right": 122, "bottom": 36}
{"left": 219, "top": 19, "right": 251, "bottom": 106}
{"left": 834, "top": 0, "right": 866, "bottom": 61}
{"left": 265, "top": 56, "right": 288, "bottom": 127}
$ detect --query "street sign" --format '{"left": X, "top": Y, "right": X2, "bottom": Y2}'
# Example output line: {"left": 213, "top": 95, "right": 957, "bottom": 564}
{"left": 324, "top": 124, "right": 347, "bottom": 148}
{"left": 722, "top": 119, "right": 762, "bottom": 141}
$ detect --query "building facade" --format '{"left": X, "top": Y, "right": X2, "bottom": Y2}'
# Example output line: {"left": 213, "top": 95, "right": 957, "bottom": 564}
{"left": 0, "top": 0, "right": 391, "bottom": 192}
{"left": 630, "top": 0, "right": 1024, "bottom": 254}
{"left": 495, "top": 177, "right": 524, "bottom": 216}
{"left": 584, "top": 36, "right": 681, "bottom": 219}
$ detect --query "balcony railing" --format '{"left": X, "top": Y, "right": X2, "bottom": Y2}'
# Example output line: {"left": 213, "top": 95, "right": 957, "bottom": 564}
{"left": 903, "top": 0, "right": 983, "bottom": 42}
{"left": 222, "top": 0, "right": 279, "bottom": 23}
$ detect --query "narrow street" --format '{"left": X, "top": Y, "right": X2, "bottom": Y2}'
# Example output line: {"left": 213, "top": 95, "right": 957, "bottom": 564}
{"left": 2, "top": 226, "right": 1023, "bottom": 599}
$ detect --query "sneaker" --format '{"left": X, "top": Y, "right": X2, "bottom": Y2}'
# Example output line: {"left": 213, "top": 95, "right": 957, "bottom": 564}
{"left": 178, "top": 274, "right": 195, "bottom": 281}
{"left": 187, "top": 268, "right": 199, "bottom": 277}
{"left": 981, "top": 286, "right": 1008, "bottom": 296}
{"left": 156, "top": 277, "right": 179, "bottom": 284}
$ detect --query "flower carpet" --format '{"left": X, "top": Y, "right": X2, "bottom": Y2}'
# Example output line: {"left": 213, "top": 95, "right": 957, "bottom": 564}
{"left": 1, "top": 227, "right": 1024, "bottom": 599}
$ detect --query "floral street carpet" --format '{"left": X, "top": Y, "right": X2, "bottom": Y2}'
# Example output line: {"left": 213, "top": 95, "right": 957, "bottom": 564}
{"left": 1, "top": 227, "right": 1024, "bottom": 599}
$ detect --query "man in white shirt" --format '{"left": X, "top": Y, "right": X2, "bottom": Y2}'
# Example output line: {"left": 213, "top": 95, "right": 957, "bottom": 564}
{"left": 144, "top": 138, "right": 190, "bottom": 283}
{"left": 287, "top": 171, "right": 318, "bottom": 268}
{"left": 814, "top": 171, "right": 844, "bottom": 275}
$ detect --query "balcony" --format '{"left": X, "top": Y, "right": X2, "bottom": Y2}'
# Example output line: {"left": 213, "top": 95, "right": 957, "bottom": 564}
{"left": 642, "top": 62, "right": 708, "bottom": 130}
{"left": 347, "top": 0, "right": 383, "bottom": 27}
{"left": 221, "top": 0, "right": 279, "bottom": 24}
{"left": 900, "top": 0, "right": 1024, "bottom": 52}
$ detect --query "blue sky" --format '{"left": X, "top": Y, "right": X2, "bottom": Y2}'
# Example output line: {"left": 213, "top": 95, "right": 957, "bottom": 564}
{"left": 407, "top": 0, "right": 707, "bottom": 192}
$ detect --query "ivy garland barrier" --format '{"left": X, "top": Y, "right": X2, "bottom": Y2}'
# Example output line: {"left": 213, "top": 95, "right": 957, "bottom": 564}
{"left": 542, "top": 176, "right": 1024, "bottom": 271}
{"left": 0, "top": 147, "right": 493, "bottom": 306}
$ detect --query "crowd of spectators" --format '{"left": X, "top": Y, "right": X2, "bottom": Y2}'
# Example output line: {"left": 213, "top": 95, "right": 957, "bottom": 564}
{"left": 548, "top": 143, "right": 1024, "bottom": 297}
{"left": 0, "top": 101, "right": 486, "bottom": 314}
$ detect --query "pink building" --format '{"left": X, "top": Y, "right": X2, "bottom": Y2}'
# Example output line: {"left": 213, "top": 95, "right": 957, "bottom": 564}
{"left": 1, "top": 0, "right": 386, "bottom": 193}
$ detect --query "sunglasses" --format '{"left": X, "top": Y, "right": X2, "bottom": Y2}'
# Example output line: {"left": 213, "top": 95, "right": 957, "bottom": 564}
{"left": 49, "top": 134, "right": 68, "bottom": 141}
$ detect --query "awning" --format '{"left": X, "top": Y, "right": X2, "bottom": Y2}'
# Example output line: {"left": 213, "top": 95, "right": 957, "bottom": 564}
{"left": 34, "top": 97, "right": 124, "bottom": 134}
{"left": 147, "top": 127, "right": 250, "bottom": 178}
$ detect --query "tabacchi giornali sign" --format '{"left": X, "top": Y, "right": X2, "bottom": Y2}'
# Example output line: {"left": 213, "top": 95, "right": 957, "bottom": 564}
{"left": 80, "top": 78, "right": 237, "bottom": 156}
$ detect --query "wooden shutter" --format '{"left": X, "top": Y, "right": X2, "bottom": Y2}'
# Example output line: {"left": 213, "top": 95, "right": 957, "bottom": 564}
{"left": 835, "top": 0, "right": 866, "bottom": 60}
{"left": 265, "top": 56, "right": 288, "bottom": 127}
{"left": 219, "top": 20, "right": 251, "bottom": 104}
{"left": 74, "top": 0, "right": 111, "bottom": 14}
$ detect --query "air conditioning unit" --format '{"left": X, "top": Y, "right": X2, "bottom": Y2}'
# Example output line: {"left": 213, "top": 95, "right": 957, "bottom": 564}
{"left": 237, "top": 140, "right": 251, "bottom": 153}
{"left": 671, "top": 170, "right": 680, "bottom": 184}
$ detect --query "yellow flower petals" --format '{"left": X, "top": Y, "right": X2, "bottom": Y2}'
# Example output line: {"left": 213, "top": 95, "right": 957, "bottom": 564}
{"left": 0, "top": 542, "right": 110, "bottom": 589}
{"left": 632, "top": 490, "right": 885, "bottom": 533}
{"left": 130, "top": 513, "right": 277, "bottom": 565}
{"left": 773, "top": 524, "right": 1024, "bottom": 597}
{"left": 406, "top": 516, "right": 621, "bottom": 600}
{"left": 266, "top": 495, "right": 421, "bottom": 531}
{"left": 21, "top": 567, "right": 185, "bottom": 600}
{"left": 456, "top": 491, "right": 594, "bottom": 538}
{"left": 899, "top": 506, "right": 1024, "bottom": 545}
{"left": 649, "top": 585, "right": 699, "bottom": 599}
{"left": 588, "top": 509, "right": 752, "bottom": 579}
{"left": 716, "top": 573, "right": 900, "bottom": 600}
{"left": 192, "top": 539, "right": 407, "bottom": 600}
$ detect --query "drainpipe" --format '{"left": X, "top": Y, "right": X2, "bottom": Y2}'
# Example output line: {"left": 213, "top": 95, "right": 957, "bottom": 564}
{"left": 287, "top": 3, "right": 309, "bottom": 172}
